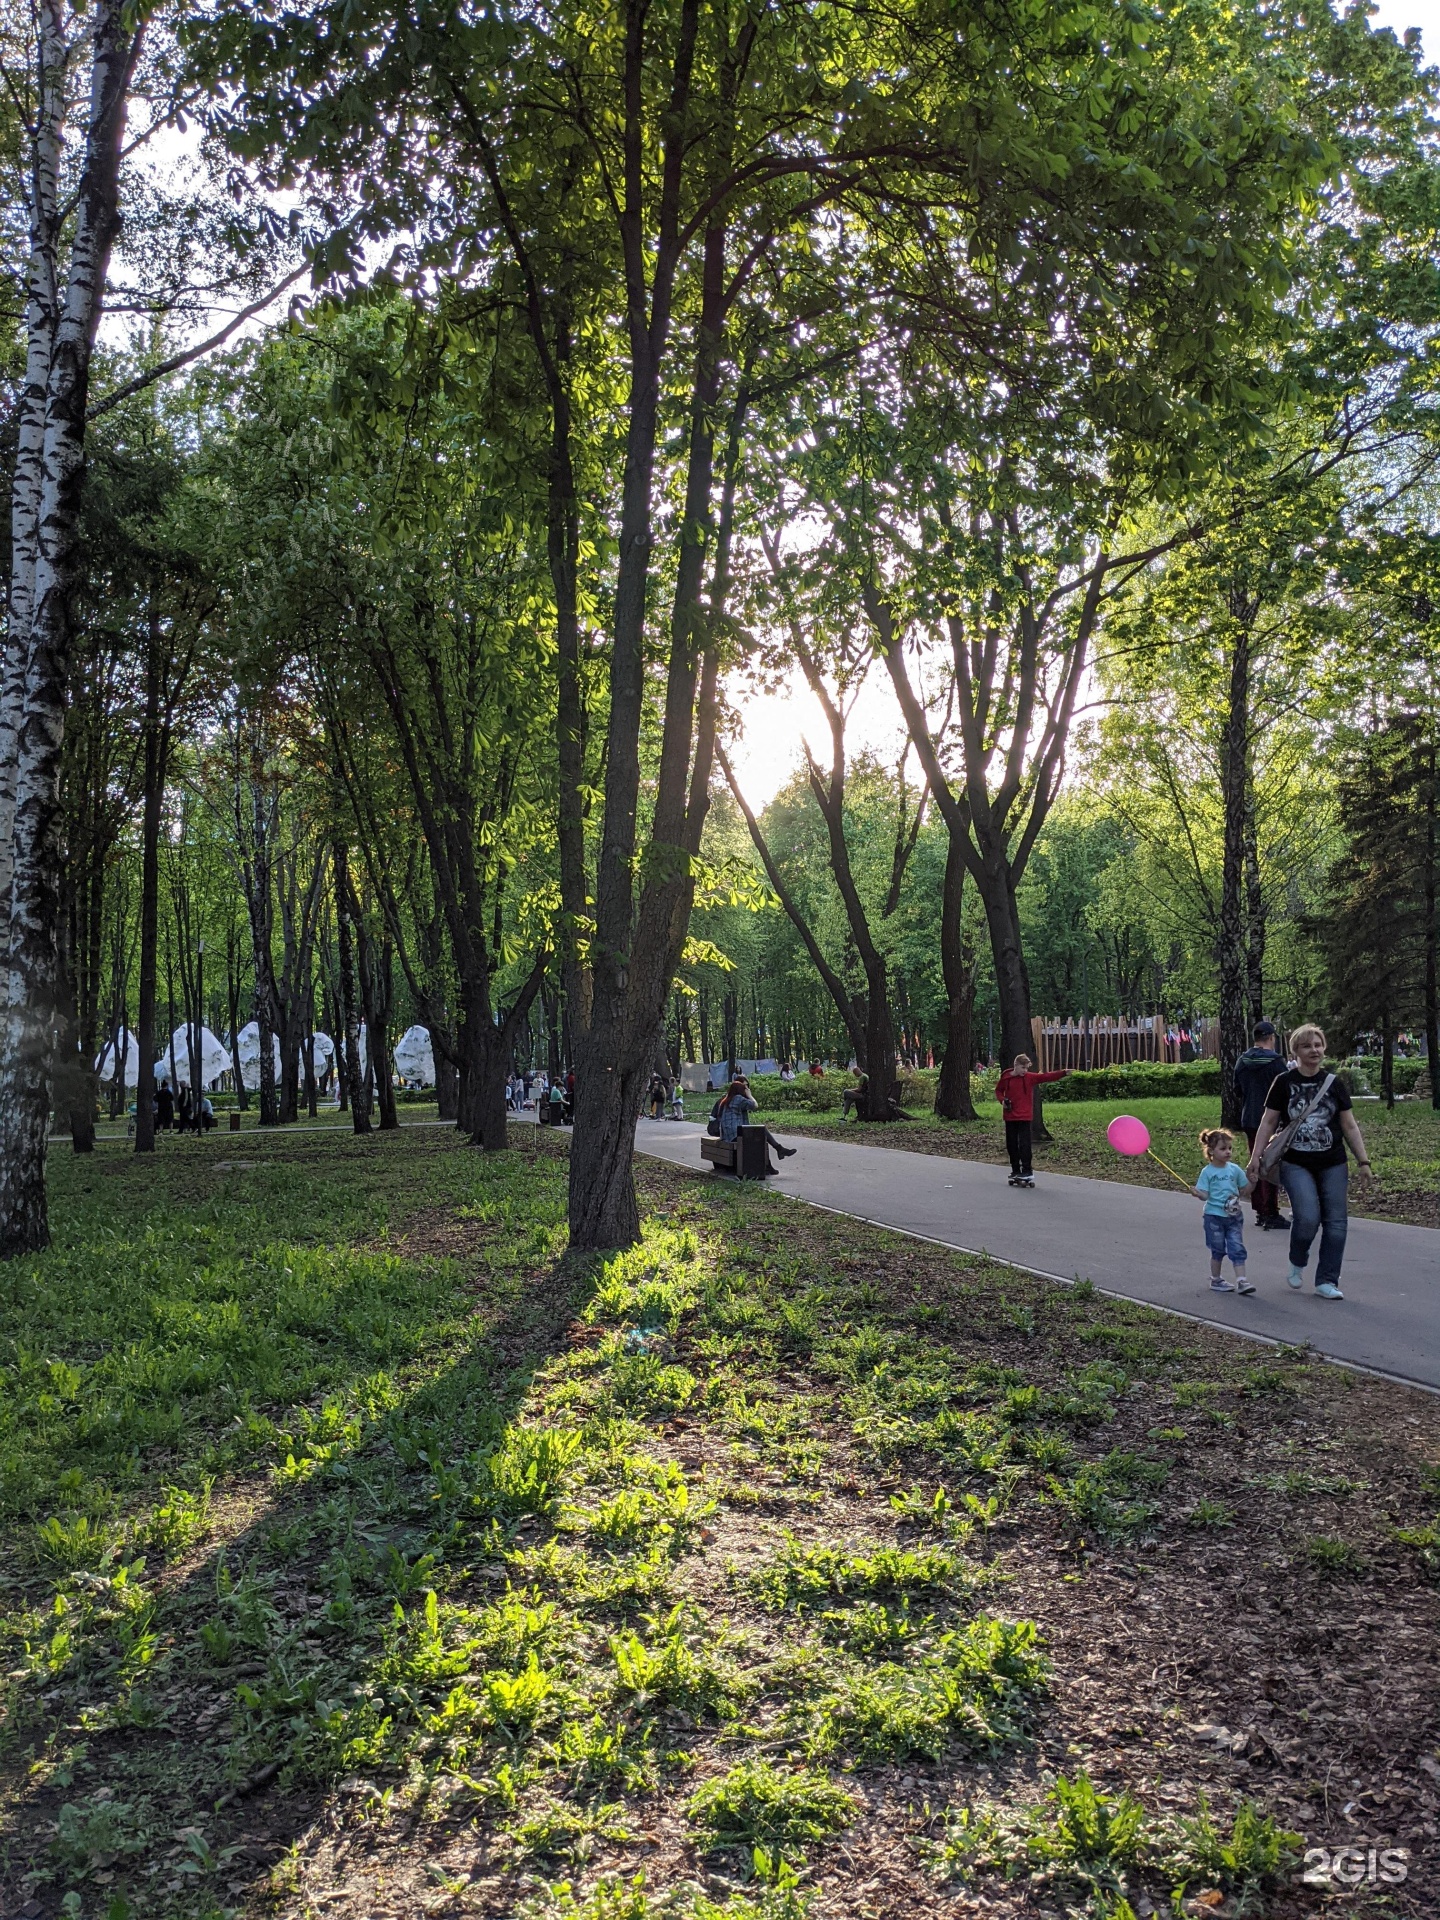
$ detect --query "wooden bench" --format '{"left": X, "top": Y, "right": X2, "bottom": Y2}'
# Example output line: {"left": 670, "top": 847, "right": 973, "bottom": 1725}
{"left": 701, "top": 1125, "right": 770, "bottom": 1178}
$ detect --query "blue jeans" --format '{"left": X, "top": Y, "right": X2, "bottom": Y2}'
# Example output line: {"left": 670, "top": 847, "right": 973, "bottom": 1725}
{"left": 1203, "top": 1214, "right": 1247, "bottom": 1266}
{"left": 1279, "top": 1160, "right": 1348, "bottom": 1286}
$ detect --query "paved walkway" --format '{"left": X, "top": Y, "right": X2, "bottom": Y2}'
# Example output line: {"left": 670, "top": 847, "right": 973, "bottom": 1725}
{"left": 633, "top": 1119, "right": 1440, "bottom": 1394}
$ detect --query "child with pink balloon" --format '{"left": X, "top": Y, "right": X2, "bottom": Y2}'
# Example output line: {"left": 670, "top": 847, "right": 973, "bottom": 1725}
{"left": 1192, "top": 1127, "right": 1254, "bottom": 1294}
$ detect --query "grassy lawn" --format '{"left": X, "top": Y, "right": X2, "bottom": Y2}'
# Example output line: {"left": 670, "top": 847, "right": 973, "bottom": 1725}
{"left": 3, "top": 1126, "right": 1438, "bottom": 1920}
{"left": 739, "top": 1097, "right": 1440, "bottom": 1229}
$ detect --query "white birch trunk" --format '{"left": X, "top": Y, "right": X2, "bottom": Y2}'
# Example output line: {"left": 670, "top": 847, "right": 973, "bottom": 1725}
{"left": 0, "top": 0, "right": 68, "bottom": 917}
{"left": 0, "top": 0, "right": 142, "bottom": 1255}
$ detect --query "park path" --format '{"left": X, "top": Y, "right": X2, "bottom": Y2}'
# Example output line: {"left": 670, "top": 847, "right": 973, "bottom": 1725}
{"left": 633, "top": 1118, "right": 1440, "bottom": 1395}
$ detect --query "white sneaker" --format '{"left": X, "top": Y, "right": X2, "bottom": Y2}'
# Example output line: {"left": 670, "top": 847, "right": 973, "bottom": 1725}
{"left": 1235, "top": 1277, "right": 1255, "bottom": 1295}
{"left": 1210, "top": 1277, "right": 1235, "bottom": 1292}
{"left": 1315, "top": 1281, "right": 1344, "bottom": 1300}
{"left": 1286, "top": 1265, "right": 1304, "bottom": 1290}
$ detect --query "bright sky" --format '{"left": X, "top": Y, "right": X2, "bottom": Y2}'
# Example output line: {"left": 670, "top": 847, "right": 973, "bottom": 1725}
{"left": 724, "top": 0, "right": 1440, "bottom": 807}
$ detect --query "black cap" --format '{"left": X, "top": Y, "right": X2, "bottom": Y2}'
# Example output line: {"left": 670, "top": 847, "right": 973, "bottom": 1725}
{"left": 1253, "top": 1020, "right": 1277, "bottom": 1038}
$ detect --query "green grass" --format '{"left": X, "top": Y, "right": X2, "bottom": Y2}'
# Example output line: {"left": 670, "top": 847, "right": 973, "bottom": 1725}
{"left": 0, "top": 1122, "right": 1425, "bottom": 1919}
{"left": 743, "top": 1093, "right": 1440, "bottom": 1221}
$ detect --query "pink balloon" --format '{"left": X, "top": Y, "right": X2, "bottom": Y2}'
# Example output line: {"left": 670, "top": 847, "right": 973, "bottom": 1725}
{"left": 1107, "top": 1114, "right": 1151, "bottom": 1156}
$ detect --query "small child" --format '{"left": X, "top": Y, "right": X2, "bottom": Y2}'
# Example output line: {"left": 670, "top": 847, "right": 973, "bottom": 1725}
{"left": 1193, "top": 1127, "right": 1254, "bottom": 1294}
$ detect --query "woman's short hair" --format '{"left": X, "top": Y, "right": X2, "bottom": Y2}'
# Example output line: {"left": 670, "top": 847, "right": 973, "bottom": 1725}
{"left": 1289, "top": 1023, "right": 1326, "bottom": 1052}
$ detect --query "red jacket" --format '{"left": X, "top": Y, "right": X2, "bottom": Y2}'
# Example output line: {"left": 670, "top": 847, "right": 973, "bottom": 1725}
{"left": 995, "top": 1069, "right": 1065, "bottom": 1122}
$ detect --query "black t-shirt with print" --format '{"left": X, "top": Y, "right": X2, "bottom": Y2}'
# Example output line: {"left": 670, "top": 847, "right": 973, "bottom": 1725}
{"left": 1263, "top": 1068, "right": 1353, "bottom": 1172}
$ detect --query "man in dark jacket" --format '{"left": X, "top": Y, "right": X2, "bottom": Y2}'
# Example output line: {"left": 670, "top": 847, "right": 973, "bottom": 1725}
{"left": 1234, "top": 1021, "right": 1286, "bottom": 1227}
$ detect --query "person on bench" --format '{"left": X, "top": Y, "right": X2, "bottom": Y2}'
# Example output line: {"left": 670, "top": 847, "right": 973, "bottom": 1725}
{"left": 710, "top": 1074, "right": 796, "bottom": 1174}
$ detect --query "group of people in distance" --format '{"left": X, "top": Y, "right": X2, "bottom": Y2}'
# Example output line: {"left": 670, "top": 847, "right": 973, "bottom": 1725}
{"left": 147, "top": 1080, "right": 217, "bottom": 1133}
{"left": 998, "top": 1018, "right": 1372, "bottom": 1303}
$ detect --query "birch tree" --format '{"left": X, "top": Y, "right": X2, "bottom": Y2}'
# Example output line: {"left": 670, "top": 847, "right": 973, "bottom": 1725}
{"left": 0, "top": 0, "right": 146, "bottom": 1251}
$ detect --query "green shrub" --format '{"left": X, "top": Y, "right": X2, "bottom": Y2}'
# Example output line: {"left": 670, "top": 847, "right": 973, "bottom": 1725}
{"left": 1343, "top": 1056, "right": 1425, "bottom": 1095}
{"left": 748, "top": 1535, "right": 971, "bottom": 1611}
{"left": 687, "top": 1758, "right": 858, "bottom": 1849}
{"left": 1043, "top": 1062, "right": 1221, "bottom": 1102}
{"left": 802, "top": 1617, "right": 1047, "bottom": 1761}
{"left": 744, "top": 1075, "right": 845, "bottom": 1112}
{"left": 930, "top": 1777, "right": 1299, "bottom": 1908}
{"left": 1171, "top": 1795, "right": 1302, "bottom": 1895}
{"left": 1305, "top": 1534, "right": 1365, "bottom": 1575}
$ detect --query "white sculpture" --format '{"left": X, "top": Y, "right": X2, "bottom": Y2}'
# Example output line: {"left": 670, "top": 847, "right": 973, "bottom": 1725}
{"left": 159, "top": 1024, "right": 229, "bottom": 1087}
{"left": 236, "top": 1021, "right": 282, "bottom": 1091}
{"left": 95, "top": 1028, "right": 140, "bottom": 1089}
{"left": 393, "top": 1024, "right": 436, "bottom": 1086}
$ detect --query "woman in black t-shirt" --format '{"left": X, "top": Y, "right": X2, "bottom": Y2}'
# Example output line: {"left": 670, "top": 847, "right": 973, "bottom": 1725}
{"left": 1244, "top": 1024, "right": 1374, "bottom": 1301}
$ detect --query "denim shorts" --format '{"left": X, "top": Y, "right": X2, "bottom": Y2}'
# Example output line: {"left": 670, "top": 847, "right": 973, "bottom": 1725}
{"left": 1203, "top": 1213, "right": 1247, "bottom": 1264}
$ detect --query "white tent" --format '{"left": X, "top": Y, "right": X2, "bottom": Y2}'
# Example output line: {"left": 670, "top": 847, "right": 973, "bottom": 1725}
{"left": 159, "top": 1024, "right": 228, "bottom": 1088}
{"left": 236, "top": 1021, "right": 282, "bottom": 1091}
{"left": 96, "top": 1028, "right": 140, "bottom": 1089}
{"left": 393, "top": 1024, "right": 436, "bottom": 1086}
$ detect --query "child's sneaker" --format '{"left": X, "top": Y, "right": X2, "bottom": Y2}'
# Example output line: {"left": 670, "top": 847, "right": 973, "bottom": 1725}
{"left": 1235, "top": 1277, "right": 1255, "bottom": 1295}
{"left": 1286, "top": 1265, "right": 1304, "bottom": 1289}
{"left": 1210, "top": 1277, "right": 1235, "bottom": 1292}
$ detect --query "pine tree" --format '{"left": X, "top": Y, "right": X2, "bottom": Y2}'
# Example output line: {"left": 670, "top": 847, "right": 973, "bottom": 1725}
{"left": 1323, "top": 718, "right": 1428, "bottom": 1106}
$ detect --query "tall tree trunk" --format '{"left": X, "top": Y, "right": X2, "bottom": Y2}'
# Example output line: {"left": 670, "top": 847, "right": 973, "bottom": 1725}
{"left": 0, "top": 0, "right": 143, "bottom": 1253}
{"left": 354, "top": 915, "right": 397, "bottom": 1132}
{"left": 1217, "top": 596, "right": 1254, "bottom": 1129}
{"left": 333, "top": 839, "right": 371, "bottom": 1135}
{"left": 935, "top": 836, "right": 977, "bottom": 1120}
{"left": 0, "top": 0, "right": 65, "bottom": 925}
{"left": 1243, "top": 789, "right": 1265, "bottom": 1026}
{"left": 432, "top": 1036, "right": 459, "bottom": 1121}
{"left": 255, "top": 987, "right": 278, "bottom": 1126}
{"left": 567, "top": 1049, "right": 646, "bottom": 1248}
{"left": 134, "top": 613, "right": 162, "bottom": 1156}
{"left": 303, "top": 982, "right": 318, "bottom": 1119}
{"left": 225, "top": 940, "right": 248, "bottom": 1110}
{"left": 1425, "top": 738, "right": 1438, "bottom": 1111}
{"left": 55, "top": 925, "right": 94, "bottom": 1152}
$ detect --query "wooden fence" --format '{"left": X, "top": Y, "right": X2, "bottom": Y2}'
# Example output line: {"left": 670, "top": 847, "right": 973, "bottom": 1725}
{"left": 1029, "top": 1015, "right": 1221, "bottom": 1071}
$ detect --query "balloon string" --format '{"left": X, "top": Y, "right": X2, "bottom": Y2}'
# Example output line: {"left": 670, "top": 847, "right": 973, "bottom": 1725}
{"left": 1145, "top": 1148, "right": 1192, "bottom": 1191}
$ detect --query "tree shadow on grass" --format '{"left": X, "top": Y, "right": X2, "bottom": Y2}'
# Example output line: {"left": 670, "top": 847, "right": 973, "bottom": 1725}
{"left": 0, "top": 1131, "right": 611, "bottom": 1919}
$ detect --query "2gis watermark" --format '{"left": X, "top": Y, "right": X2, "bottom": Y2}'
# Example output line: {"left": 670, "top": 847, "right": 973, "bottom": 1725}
{"left": 1302, "top": 1842, "right": 1411, "bottom": 1888}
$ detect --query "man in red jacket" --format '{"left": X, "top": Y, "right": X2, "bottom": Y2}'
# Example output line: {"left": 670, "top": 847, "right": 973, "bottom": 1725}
{"left": 995, "top": 1053, "right": 1068, "bottom": 1187}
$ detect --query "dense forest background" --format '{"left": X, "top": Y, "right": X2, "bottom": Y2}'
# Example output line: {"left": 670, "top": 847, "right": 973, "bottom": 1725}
{"left": 3, "top": 0, "right": 1440, "bottom": 1252}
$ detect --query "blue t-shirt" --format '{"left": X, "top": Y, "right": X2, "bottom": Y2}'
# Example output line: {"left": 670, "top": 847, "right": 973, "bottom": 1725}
{"left": 1196, "top": 1162, "right": 1247, "bottom": 1216}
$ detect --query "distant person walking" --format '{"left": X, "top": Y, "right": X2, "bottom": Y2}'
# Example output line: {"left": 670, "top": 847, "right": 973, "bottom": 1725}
{"left": 1245, "top": 1023, "right": 1374, "bottom": 1301}
{"left": 996, "top": 1054, "right": 1067, "bottom": 1188}
{"left": 156, "top": 1080, "right": 174, "bottom": 1132}
{"left": 1234, "top": 1020, "right": 1287, "bottom": 1229}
